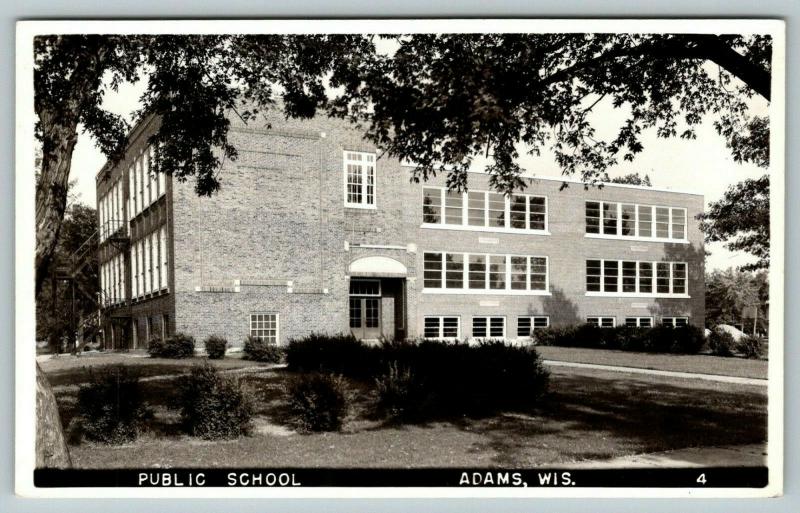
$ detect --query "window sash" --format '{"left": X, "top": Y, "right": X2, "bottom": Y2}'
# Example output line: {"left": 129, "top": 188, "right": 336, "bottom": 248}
{"left": 423, "top": 252, "right": 548, "bottom": 293}
{"left": 424, "top": 316, "right": 460, "bottom": 339}
{"left": 517, "top": 316, "right": 549, "bottom": 337}
{"left": 586, "top": 259, "right": 688, "bottom": 295}
{"left": 344, "top": 151, "right": 376, "bottom": 207}
{"left": 422, "top": 187, "right": 547, "bottom": 232}
{"left": 250, "top": 313, "right": 279, "bottom": 344}
{"left": 625, "top": 317, "right": 653, "bottom": 328}
{"left": 587, "top": 317, "right": 616, "bottom": 328}
{"left": 662, "top": 317, "right": 689, "bottom": 328}
{"left": 472, "top": 317, "right": 505, "bottom": 338}
{"left": 586, "top": 201, "right": 687, "bottom": 241}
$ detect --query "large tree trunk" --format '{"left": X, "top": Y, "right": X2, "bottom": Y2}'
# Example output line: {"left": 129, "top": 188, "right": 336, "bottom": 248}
{"left": 35, "top": 110, "right": 79, "bottom": 297}
{"left": 36, "top": 363, "right": 71, "bottom": 468}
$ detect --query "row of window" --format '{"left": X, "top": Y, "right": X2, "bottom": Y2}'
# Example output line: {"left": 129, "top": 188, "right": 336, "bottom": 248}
{"left": 424, "top": 315, "right": 690, "bottom": 339}
{"left": 586, "top": 259, "right": 687, "bottom": 296}
{"left": 585, "top": 201, "right": 687, "bottom": 241}
{"left": 423, "top": 252, "right": 548, "bottom": 293}
{"left": 422, "top": 187, "right": 548, "bottom": 232}
{"left": 131, "top": 225, "right": 169, "bottom": 299}
{"left": 128, "top": 145, "right": 165, "bottom": 220}
{"left": 100, "top": 253, "right": 126, "bottom": 306}
{"left": 98, "top": 178, "right": 125, "bottom": 241}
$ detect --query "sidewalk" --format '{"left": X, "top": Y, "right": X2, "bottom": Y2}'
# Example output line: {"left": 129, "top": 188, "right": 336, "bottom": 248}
{"left": 543, "top": 360, "right": 768, "bottom": 386}
{"left": 572, "top": 444, "right": 767, "bottom": 468}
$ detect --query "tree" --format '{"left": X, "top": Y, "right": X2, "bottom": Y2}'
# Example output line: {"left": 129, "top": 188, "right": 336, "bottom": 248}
{"left": 705, "top": 268, "right": 767, "bottom": 333}
{"left": 609, "top": 173, "right": 652, "bottom": 186}
{"left": 700, "top": 175, "right": 769, "bottom": 271}
{"left": 36, "top": 202, "right": 99, "bottom": 352}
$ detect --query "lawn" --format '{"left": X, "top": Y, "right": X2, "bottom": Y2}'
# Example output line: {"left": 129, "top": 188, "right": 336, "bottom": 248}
{"left": 536, "top": 346, "right": 768, "bottom": 380}
{"left": 42, "top": 353, "right": 768, "bottom": 469}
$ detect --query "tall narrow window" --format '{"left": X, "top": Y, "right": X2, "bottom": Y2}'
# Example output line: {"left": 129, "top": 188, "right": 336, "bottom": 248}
{"left": 468, "top": 254, "right": 486, "bottom": 289}
{"left": 129, "top": 164, "right": 136, "bottom": 219}
{"left": 138, "top": 155, "right": 145, "bottom": 212}
{"left": 144, "top": 236, "right": 151, "bottom": 294}
{"left": 638, "top": 205, "right": 653, "bottom": 237}
{"left": 467, "top": 191, "right": 485, "bottom": 226}
{"left": 155, "top": 146, "right": 165, "bottom": 198}
{"left": 132, "top": 243, "right": 139, "bottom": 298}
{"left": 488, "top": 255, "right": 506, "bottom": 290}
{"left": 509, "top": 256, "right": 527, "bottom": 290}
{"left": 602, "top": 202, "right": 618, "bottom": 235}
{"left": 672, "top": 262, "right": 687, "bottom": 294}
{"left": 509, "top": 195, "right": 527, "bottom": 229}
{"left": 160, "top": 226, "right": 168, "bottom": 290}
{"left": 622, "top": 261, "right": 637, "bottom": 293}
{"left": 655, "top": 207, "right": 670, "bottom": 238}
{"left": 603, "top": 260, "right": 619, "bottom": 292}
{"left": 639, "top": 262, "right": 653, "bottom": 293}
{"left": 423, "top": 252, "right": 443, "bottom": 288}
{"left": 671, "top": 208, "right": 686, "bottom": 239}
{"left": 344, "top": 151, "right": 376, "bottom": 207}
{"left": 530, "top": 257, "right": 548, "bottom": 291}
{"left": 487, "top": 193, "right": 505, "bottom": 228}
{"left": 422, "top": 188, "right": 442, "bottom": 224}
{"left": 656, "top": 262, "right": 671, "bottom": 293}
{"left": 586, "top": 259, "right": 602, "bottom": 292}
{"left": 585, "top": 201, "right": 601, "bottom": 234}
{"left": 445, "top": 253, "right": 464, "bottom": 289}
{"left": 529, "top": 197, "right": 546, "bottom": 230}
{"left": 621, "top": 204, "right": 636, "bottom": 236}
{"left": 444, "top": 191, "right": 463, "bottom": 225}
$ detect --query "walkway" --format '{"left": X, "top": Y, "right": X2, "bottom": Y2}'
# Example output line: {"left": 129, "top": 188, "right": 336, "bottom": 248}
{"left": 543, "top": 360, "right": 768, "bottom": 387}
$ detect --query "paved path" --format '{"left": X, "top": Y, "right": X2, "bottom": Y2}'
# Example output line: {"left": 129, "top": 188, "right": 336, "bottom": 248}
{"left": 543, "top": 360, "right": 768, "bottom": 387}
{"left": 571, "top": 444, "right": 767, "bottom": 468}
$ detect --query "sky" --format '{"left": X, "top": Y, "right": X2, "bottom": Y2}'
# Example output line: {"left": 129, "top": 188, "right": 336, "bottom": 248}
{"left": 68, "top": 72, "right": 768, "bottom": 272}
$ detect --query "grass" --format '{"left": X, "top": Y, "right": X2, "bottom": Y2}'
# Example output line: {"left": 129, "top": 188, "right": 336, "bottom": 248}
{"left": 44, "top": 353, "right": 767, "bottom": 469}
{"left": 536, "top": 346, "right": 768, "bottom": 380}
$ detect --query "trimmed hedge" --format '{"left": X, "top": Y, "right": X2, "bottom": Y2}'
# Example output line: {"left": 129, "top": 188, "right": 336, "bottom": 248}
{"left": 286, "top": 334, "right": 550, "bottom": 418}
{"left": 243, "top": 335, "right": 283, "bottom": 363}
{"left": 177, "top": 363, "right": 254, "bottom": 440}
{"left": 204, "top": 335, "right": 227, "bottom": 360}
{"left": 532, "top": 324, "right": 705, "bottom": 354}
{"left": 148, "top": 333, "right": 195, "bottom": 359}
{"left": 737, "top": 335, "right": 763, "bottom": 359}
{"left": 74, "top": 365, "right": 152, "bottom": 444}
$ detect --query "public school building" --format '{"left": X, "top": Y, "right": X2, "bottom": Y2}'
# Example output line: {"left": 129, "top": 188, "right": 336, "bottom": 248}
{"left": 95, "top": 111, "right": 705, "bottom": 349}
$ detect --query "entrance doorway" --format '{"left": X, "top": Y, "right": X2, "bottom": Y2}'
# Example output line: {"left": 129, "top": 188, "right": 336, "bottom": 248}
{"left": 349, "top": 279, "right": 382, "bottom": 340}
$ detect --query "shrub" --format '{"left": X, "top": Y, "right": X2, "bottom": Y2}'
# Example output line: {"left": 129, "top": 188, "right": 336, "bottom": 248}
{"left": 242, "top": 335, "right": 283, "bottom": 363}
{"left": 148, "top": 333, "right": 195, "bottom": 359}
{"left": 737, "top": 335, "right": 763, "bottom": 359}
{"left": 531, "top": 324, "right": 704, "bottom": 354}
{"left": 708, "top": 327, "right": 736, "bottom": 357}
{"left": 73, "top": 365, "right": 152, "bottom": 444}
{"left": 177, "top": 363, "right": 254, "bottom": 440}
{"left": 204, "top": 335, "right": 227, "bottom": 360}
{"left": 286, "top": 372, "right": 349, "bottom": 432}
{"left": 374, "top": 362, "right": 427, "bottom": 420}
{"left": 286, "top": 333, "right": 372, "bottom": 377}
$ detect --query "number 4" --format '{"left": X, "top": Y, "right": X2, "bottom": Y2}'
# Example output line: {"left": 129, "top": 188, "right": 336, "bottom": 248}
{"left": 697, "top": 473, "right": 707, "bottom": 485}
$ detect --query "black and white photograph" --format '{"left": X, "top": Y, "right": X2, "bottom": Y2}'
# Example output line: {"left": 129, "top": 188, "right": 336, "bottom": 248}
{"left": 14, "top": 19, "right": 785, "bottom": 497}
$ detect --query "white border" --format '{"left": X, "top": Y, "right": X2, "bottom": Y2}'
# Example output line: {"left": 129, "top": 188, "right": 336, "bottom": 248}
{"left": 15, "top": 18, "right": 785, "bottom": 499}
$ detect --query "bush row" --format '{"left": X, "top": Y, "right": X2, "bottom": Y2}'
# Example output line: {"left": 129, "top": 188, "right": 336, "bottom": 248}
{"left": 708, "top": 328, "right": 763, "bottom": 359}
{"left": 286, "top": 334, "right": 550, "bottom": 420}
{"left": 147, "top": 333, "right": 284, "bottom": 362}
{"left": 532, "top": 324, "right": 706, "bottom": 354}
{"left": 73, "top": 363, "right": 254, "bottom": 444}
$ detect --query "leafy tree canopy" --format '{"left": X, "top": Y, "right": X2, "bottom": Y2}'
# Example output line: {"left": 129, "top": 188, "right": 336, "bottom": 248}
{"left": 609, "top": 173, "right": 652, "bottom": 186}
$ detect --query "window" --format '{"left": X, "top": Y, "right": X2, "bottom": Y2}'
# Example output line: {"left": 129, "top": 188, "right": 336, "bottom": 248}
{"left": 422, "top": 186, "right": 547, "bottom": 233}
{"left": 424, "top": 316, "right": 460, "bottom": 339}
{"left": 625, "top": 317, "right": 653, "bottom": 328}
{"left": 472, "top": 317, "right": 505, "bottom": 338}
{"left": 250, "top": 313, "right": 279, "bottom": 344}
{"left": 662, "top": 317, "right": 689, "bottom": 328}
{"left": 586, "top": 259, "right": 688, "bottom": 296}
{"left": 587, "top": 317, "right": 616, "bottom": 328}
{"left": 344, "top": 151, "right": 376, "bottom": 207}
{"left": 155, "top": 146, "right": 165, "bottom": 198}
{"left": 422, "top": 188, "right": 441, "bottom": 224}
{"left": 423, "top": 252, "right": 548, "bottom": 294}
{"left": 160, "top": 226, "right": 168, "bottom": 290}
{"left": 423, "top": 252, "right": 443, "bottom": 288}
{"left": 586, "top": 201, "right": 687, "bottom": 241}
{"left": 517, "top": 316, "right": 549, "bottom": 337}
{"left": 162, "top": 314, "right": 170, "bottom": 338}
{"left": 349, "top": 279, "right": 380, "bottom": 296}
{"left": 132, "top": 243, "right": 139, "bottom": 298}
{"left": 143, "top": 236, "right": 151, "bottom": 294}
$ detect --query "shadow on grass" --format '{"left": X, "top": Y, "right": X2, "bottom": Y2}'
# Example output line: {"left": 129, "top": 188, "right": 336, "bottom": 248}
{"left": 463, "top": 372, "right": 767, "bottom": 466}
